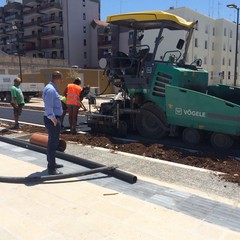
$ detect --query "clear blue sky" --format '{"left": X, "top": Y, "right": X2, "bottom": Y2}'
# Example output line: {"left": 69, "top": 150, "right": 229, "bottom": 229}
{"left": 100, "top": 0, "right": 239, "bottom": 22}
{"left": 0, "top": 0, "right": 238, "bottom": 22}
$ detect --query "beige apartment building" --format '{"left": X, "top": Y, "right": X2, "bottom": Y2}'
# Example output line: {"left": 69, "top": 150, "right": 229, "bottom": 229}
{"left": 165, "top": 7, "right": 237, "bottom": 86}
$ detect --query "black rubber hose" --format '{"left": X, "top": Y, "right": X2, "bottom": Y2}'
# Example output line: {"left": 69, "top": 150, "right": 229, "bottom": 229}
{"left": 0, "top": 165, "right": 117, "bottom": 184}
{"left": 0, "top": 136, "right": 137, "bottom": 184}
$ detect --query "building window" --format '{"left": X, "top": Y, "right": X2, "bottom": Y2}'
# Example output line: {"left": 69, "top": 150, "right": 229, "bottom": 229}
{"left": 84, "top": 39, "right": 86, "bottom": 46}
{"left": 129, "top": 32, "right": 133, "bottom": 39}
{"left": 195, "top": 22, "right": 199, "bottom": 31}
{"left": 194, "top": 38, "right": 198, "bottom": 47}
{"left": 205, "top": 25, "right": 208, "bottom": 34}
{"left": 224, "top": 28, "right": 227, "bottom": 36}
{"left": 50, "top": 13, "right": 55, "bottom": 20}
{"left": 84, "top": 51, "right": 87, "bottom": 59}
{"left": 52, "top": 39, "right": 56, "bottom": 47}
{"left": 212, "top": 42, "right": 214, "bottom": 51}
{"left": 213, "top": 27, "right": 215, "bottom": 36}
{"left": 228, "top": 71, "right": 231, "bottom": 80}
{"left": 211, "top": 71, "right": 213, "bottom": 79}
{"left": 83, "top": 26, "right": 86, "bottom": 33}
{"left": 83, "top": 0, "right": 85, "bottom": 7}
{"left": 229, "top": 59, "right": 231, "bottom": 66}
{"left": 52, "top": 51, "right": 57, "bottom": 59}
{"left": 204, "top": 56, "right": 207, "bottom": 64}
{"left": 211, "top": 58, "right": 214, "bottom": 65}
{"left": 230, "top": 30, "right": 233, "bottom": 38}
{"left": 229, "top": 45, "right": 232, "bottom": 52}
{"left": 223, "top": 43, "right": 226, "bottom": 51}
{"left": 222, "top": 57, "right": 225, "bottom": 65}
{"left": 83, "top": 13, "right": 86, "bottom": 20}
{"left": 51, "top": 26, "right": 56, "bottom": 34}
{"left": 205, "top": 40, "right": 207, "bottom": 49}
{"left": 60, "top": 50, "right": 64, "bottom": 59}
{"left": 44, "top": 52, "right": 50, "bottom": 58}
{"left": 2, "top": 77, "right": 10, "bottom": 82}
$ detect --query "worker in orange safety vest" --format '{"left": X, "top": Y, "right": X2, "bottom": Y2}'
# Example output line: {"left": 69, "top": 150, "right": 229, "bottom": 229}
{"left": 63, "top": 77, "right": 83, "bottom": 134}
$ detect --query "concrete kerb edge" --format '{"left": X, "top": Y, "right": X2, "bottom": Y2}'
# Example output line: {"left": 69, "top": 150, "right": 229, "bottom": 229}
{"left": 67, "top": 142, "right": 225, "bottom": 175}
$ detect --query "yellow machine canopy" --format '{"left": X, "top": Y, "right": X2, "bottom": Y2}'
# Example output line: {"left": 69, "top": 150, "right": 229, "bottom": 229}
{"left": 106, "top": 11, "right": 195, "bottom": 31}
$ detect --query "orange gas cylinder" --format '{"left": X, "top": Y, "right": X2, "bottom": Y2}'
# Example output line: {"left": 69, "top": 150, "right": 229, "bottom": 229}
{"left": 30, "top": 133, "right": 66, "bottom": 152}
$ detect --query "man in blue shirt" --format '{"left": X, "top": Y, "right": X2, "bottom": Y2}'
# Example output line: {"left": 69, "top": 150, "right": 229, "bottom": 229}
{"left": 43, "top": 71, "right": 64, "bottom": 175}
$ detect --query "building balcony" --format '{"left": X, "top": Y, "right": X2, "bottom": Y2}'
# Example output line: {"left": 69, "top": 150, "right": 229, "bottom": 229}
{"left": 4, "top": 2, "right": 22, "bottom": 13}
{"left": 6, "top": 48, "right": 25, "bottom": 55}
{"left": 23, "top": 0, "right": 42, "bottom": 7}
{"left": 43, "top": 51, "right": 64, "bottom": 60}
{"left": 40, "top": 16, "right": 63, "bottom": 26}
{"left": 5, "top": 26, "right": 24, "bottom": 35}
{"left": 128, "top": 38, "right": 141, "bottom": 46}
{"left": 0, "top": 39, "right": 7, "bottom": 45}
{"left": 97, "top": 28, "right": 113, "bottom": 35}
{"left": 23, "top": 20, "right": 42, "bottom": 29}
{"left": 25, "top": 43, "right": 64, "bottom": 57}
{"left": 39, "top": 2, "right": 62, "bottom": 13}
{"left": 25, "top": 45, "right": 41, "bottom": 52}
{"left": 41, "top": 43, "right": 63, "bottom": 50}
{"left": 5, "top": 14, "right": 23, "bottom": 23}
{"left": 41, "top": 30, "right": 63, "bottom": 39}
{"left": 0, "top": 18, "right": 7, "bottom": 26}
{"left": 98, "top": 40, "right": 112, "bottom": 47}
{"left": 24, "top": 32, "right": 39, "bottom": 41}
{"left": 0, "top": 28, "right": 7, "bottom": 36}
{"left": 0, "top": 7, "right": 4, "bottom": 17}
{"left": 23, "top": 7, "right": 44, "bottom": 17}
{"left": 5, "top": 45, "right": 17, "bottom": 54}
{"left": 6, "top": 37, "right": 24, "bottom": 45}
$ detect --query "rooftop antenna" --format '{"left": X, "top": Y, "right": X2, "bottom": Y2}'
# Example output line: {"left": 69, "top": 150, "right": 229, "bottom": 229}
{"left": 218, "top": 1, "right": 222, "bottom": 18}
{"left": 212, "top": 0, "right": 215, "bottom": 18}
{"left": 120, "top": 0, "right": 122, "bottom": 13}
{"left": 208, "top": 0, "right": 212, "bottom": 17}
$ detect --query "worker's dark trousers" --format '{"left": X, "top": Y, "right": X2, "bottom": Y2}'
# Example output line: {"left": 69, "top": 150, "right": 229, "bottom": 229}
{"left": 44, "top": 116, "right": 61, "bottom": 171}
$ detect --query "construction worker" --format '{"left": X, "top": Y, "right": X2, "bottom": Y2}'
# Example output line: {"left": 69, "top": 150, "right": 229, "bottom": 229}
{"left": 60, "top": 95, "right": 67, "bottom": 129}
{"left": 63, "top": 77, "right": 83, "bottom": 134}
{"left": 10, "top": 77, "right": 25, "bottom": 129}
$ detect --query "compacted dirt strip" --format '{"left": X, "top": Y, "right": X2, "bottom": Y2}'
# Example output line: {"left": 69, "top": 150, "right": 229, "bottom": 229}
{"left": 1, "top": 121, "right": 240, "bottom": 186}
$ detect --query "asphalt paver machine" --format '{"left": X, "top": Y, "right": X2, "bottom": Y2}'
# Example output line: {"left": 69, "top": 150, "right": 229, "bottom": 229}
{"left": 86, "top": 11, "right": 240, "bottom": 149}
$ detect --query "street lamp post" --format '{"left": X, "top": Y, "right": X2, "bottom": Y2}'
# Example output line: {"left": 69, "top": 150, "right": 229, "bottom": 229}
{"left": 12, "top": 22, "right": 23, "bottom": 81}
{"left": 227, "top": 4, "right": 239, "bottom": 86}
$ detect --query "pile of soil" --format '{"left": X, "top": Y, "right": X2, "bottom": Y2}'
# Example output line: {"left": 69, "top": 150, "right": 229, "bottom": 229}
{"left": 1, "top": 122, "right": 240, "bottom": 185}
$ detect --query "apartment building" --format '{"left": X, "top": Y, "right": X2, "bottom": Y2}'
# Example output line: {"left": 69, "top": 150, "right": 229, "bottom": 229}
{"left": 0, "top": 0, "right": 100, "bottom": 68}
{"left": 165, "top": 7, "right": 237, "bottom": 85}
{"left": 0, "top": 2, "right": 23, "bottom": 56}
